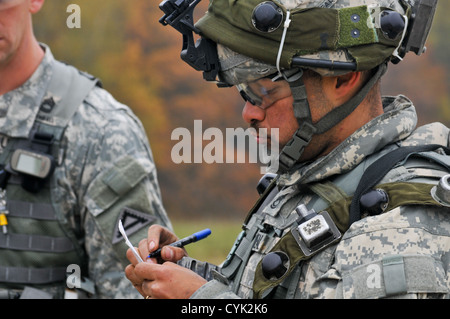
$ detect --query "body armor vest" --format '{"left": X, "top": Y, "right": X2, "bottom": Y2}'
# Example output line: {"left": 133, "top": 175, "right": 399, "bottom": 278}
{"left": 216, "top": 145, "right": 450, "bottom": 298}
{"left": 0, "top": 60, "right": 99, "bottom": 293}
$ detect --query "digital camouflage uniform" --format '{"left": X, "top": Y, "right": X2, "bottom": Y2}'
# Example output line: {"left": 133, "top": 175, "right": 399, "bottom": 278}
{"left": 0, "top": 45, "right": 172, "bottom": 298}
{"left": 188, "top": 95, "right": 450, "bottom": 299}
{"left": 167, "top": 0, "right": 449, "bottom": 299}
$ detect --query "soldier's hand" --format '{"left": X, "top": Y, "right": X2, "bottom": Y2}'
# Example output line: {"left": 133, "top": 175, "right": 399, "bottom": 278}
{"left": 126, "top": 224, "right": 192, "bottom": 297}
{"left": 126, "top": 224, "right": 187, "bottom": 265}
{"left": 133, "top": 261, "right": 207, "bottom": 299}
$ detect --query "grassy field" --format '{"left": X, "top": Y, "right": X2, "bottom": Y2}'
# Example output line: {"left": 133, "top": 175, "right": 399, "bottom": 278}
{"left": 171, "top": 217, "right": 243, "bottom": 265}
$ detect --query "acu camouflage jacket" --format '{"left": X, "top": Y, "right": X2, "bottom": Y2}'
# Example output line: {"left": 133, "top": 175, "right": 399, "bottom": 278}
{"left": 189, "top": 94, "right": 450, "bottom": 299}
{"left": 0, "top": 45, "right": 171, "bottom": 298}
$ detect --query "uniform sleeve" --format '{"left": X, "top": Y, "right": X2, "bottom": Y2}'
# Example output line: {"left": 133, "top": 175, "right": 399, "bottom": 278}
{"left": 71, "top": 88, "right": 172, "bottom": 298}
{"left": 329, "top": 205, "right": 450, "bottom": 299}
{"left": 190, "top": 280, "right": 241, "bottom": 299}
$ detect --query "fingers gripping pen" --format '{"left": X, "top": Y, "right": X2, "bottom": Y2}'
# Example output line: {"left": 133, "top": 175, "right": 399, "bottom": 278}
{"left": 147, "top": 228, "right": 211, "bottom": 259}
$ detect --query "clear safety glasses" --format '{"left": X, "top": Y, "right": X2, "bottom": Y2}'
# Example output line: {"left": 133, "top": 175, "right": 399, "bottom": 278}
{"left": 236, "top": 75, "right": 292, "bottom": 110}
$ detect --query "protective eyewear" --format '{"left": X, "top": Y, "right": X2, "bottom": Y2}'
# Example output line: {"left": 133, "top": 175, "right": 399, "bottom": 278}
{"left": 237, "top": 75, "right": 292, "bottom": 110}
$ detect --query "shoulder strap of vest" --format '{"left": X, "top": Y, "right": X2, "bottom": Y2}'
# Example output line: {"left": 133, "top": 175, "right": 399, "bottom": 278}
{"left": 1, "top": 61, "right": 100, "bottom": 192}
{"left": 349, "top": 144, "right": 450, "bottom": 225}
{"left": 0, "top": 60, "right": 100, "bottom": 167}
{"left": 34, "top": 60, "right": 100, "bottom": 141}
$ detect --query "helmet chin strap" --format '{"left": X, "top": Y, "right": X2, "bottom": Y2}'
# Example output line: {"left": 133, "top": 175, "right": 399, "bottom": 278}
{"left": 275, "top": 62, "right": 387, "bottom": 175}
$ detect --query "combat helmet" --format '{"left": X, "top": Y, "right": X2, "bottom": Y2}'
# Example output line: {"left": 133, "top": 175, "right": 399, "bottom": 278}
{"left": 158, "top": 0, "right": 438, "bottom": 173}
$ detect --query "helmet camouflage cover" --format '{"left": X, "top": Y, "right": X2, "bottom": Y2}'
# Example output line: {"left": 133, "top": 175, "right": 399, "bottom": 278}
{"left": 196, "top": 0, "right": 413, "bottom": 83}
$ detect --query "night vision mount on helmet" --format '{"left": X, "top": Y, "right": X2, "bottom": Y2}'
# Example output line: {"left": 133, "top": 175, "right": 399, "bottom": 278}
{"left": 159, "top": 0, "right": 220, "bottom": 82}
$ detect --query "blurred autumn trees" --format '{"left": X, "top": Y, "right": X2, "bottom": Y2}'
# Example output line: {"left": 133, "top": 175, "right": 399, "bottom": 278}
{"left": 33, "top": 0, "right": 449, "bottom": 220}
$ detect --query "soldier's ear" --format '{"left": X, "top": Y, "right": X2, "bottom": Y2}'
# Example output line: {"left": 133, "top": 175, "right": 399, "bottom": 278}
{"left": 29, "top": 0, "right": 45, "bottom": 14}
{"left": 322, "top": 71, "right": 363, "bottom": 106}
{"left": 335, "top": 72, "right": 362, "bottom": 92}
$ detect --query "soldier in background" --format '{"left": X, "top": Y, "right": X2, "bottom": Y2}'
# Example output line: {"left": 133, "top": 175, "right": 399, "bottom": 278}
{"left": 126, "top": 0, "right": 450, "bottom": 299}
{"left": 0, "top": 0, "right": 172, "bottom": 298}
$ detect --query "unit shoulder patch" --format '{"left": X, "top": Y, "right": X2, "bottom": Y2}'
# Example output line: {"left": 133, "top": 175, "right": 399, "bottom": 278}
{"left": 112, "top": 207, "right": 155, "bottom": 244}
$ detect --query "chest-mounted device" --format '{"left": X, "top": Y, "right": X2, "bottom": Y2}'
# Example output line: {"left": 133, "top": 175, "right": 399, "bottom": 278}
{"left": 9, "top": 131, "right": 56, "bottom": 193}
{"left": 291, "top": 204, "right": 341, "bottom": 256}
{"left": 10, "top": 149, "right": 54, "bottom": 180}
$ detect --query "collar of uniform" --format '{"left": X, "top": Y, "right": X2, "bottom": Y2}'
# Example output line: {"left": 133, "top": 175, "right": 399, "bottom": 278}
{"left": 0, "top": 43, "right": 54, "bottom": 138}
{"left": 278, "top": 95, "right": 418, "bottom": 187}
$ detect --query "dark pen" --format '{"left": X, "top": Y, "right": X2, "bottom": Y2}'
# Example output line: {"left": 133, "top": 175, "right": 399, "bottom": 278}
{"left": 147, "top": 228, "right": 212, "bottom": 259}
